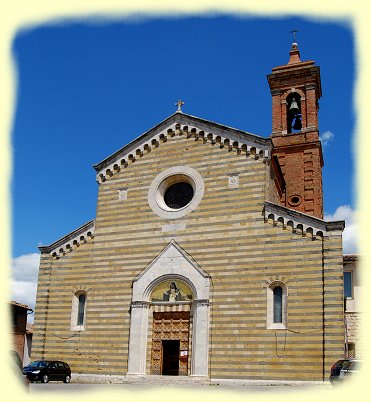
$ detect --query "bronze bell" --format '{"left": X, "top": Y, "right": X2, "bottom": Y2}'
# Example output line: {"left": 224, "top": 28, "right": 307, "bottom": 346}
{"left": 292, "top": 115, "right": 302, "bottom": 130}
{"left": 289, "top": 98, "right": 299, "bottom": 112}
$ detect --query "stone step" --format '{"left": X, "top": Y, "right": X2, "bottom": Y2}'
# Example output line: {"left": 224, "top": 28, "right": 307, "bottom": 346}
{"left": 73, "top": 373, "right": 210, "bottom": 385}
{"left": 132, "top": 375, "right": 210, "bottom": 386}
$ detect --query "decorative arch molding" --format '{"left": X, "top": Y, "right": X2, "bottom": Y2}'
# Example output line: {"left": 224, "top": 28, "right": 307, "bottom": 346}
{"left": 133, "top": 240, "right": 210, "bottom": 301}
{"left": 282, "top": 87, "right": 306, "bottom": 101}
{"left": 127, "top": 240, "right": 211, "bottom": 379}
{"left": 70, "top": 285, "right": 93, "bottom": 296}
{"left": 263, "top": 201, "right": 344, "bottom": 240}
{"left": 39, "top": 220, "right": 95, "bottom": 259}
{"left": 93, "top": 112, "right": 272, "bottom": 183}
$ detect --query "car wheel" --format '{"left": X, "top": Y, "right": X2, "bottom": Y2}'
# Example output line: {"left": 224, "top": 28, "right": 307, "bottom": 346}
{"left": 63, "top": 375, "right": 71, "bottom": 383}
{"left": 41, "top": 374, "right": 49, "bottom": 383}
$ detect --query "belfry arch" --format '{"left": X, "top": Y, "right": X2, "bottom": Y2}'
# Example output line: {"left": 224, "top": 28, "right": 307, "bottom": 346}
{"left": 126, "top": 240, "right": 211, "bottom": 379}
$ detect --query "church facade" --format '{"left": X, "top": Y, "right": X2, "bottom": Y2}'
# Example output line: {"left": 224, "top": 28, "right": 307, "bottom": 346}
{"left": 32, "top": 43, "right": 345, "bottom": 383}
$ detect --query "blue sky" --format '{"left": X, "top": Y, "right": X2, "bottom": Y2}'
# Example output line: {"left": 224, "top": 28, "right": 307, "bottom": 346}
{"left": 10, "top": 14, "right": 356, "bottom": 312}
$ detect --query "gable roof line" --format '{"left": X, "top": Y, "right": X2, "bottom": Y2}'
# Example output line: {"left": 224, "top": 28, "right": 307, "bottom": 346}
{"left": 10, "top": 300, "right": 33, "bottom": 311}
{"left": 133, "top": 239, "right": 211, "bottom": 285}
{"left": 264, "top": 201, "right": 345, "bottom": 237}
{"left": 93, "top": 112, "right": 272, "bottom": 183}
{"left": 93, "top": 112, "right": 179, "bottom": 171}
{"left": 38, "top": 219, "right": 95, "bottom": 258}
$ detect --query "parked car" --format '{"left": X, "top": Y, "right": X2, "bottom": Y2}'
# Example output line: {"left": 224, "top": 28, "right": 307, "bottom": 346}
{"left": 329, "top": 359, "right": 361, "bottom": 384}
{"left": 22, "top": 360, "right": 71, "bottom": 383}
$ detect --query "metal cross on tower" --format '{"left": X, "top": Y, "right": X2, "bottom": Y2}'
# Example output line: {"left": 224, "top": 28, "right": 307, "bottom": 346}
{"left": 290, "top": 29, "right": 298, "bottom": 43}
{"left": 175, "top": 99, "right": 184, "bottom": 112}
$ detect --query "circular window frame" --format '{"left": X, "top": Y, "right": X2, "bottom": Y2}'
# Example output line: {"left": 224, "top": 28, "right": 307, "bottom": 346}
{"left": 148, "top": 166, "right": 204, "bottom": 219}
{"left": 288, "top": 195, "right": 302, "bottom": 207}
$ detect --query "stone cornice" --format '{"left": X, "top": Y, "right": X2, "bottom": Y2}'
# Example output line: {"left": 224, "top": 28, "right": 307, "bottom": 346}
{"left": 130, "top": 301, "right": 150, "bottom": 309}
{"left": 93, "top": 112, "right": 272, "bottom": 183}
{"left": 264, "top": 201, "right": 345, "bottom": 238}
{"left": 343, "top": 254, "right": 359, "bottom": 262}
{"left": 192, "top": 299, "right": 210, "bottom": 307}
{"left": 38, "top": 219, "right": 95, "bottom": 258}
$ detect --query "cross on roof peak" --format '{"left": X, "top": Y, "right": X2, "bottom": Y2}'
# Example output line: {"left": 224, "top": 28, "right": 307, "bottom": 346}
{"left": 175, "top": 99, "right": 184, "bottom": 112}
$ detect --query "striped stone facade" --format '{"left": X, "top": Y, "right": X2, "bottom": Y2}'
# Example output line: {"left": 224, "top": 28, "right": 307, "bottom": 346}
{"left": 32, "top": 114, "right": 345, "bottom": 382}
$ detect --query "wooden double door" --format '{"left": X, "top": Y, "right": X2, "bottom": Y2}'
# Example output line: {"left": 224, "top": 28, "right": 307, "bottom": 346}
{"left": 150, "top": 311, "right": 190, "bottom": 376}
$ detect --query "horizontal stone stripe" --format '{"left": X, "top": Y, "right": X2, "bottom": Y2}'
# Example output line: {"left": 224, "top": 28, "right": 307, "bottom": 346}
{"left": 209, "top": 338, "right": 335, "bottom": 346}
{"left": 97, "top": 184, "right": 266, "bottom": 206}
{"left": 33, "top": 291, "right": 331, "bottom": 307}
{"left": 66, "top": 258, "right": 324, "bottom": 272}
{"left": 102, "top": 167, "right": 265, "bottom": 191}
{"left": 210, "top": 345, "right": 323, "bottom": 352}
{"left": 36, "top": 274, "right": 330, "bottom": 290}
{"left": 94, "top": 207, "right": 264, "bottom": 229}
{"left": 92, "top": 239, "right": 322, "bottom": 256}
{"left": 210, "top": 331, "right": 324, "bottom": 338}
{"left": 95, "top": 207, "right": 264, "bottom": 226}
{"left": 92, "top": 223, "right": 318, "bottom": 241}
{"left": 35, "top": 276, "right": 328, "bottom": 292}
{"left": 209, "top": 364, "right": 322, "bottom": 373}
{"left": 101, "top": 154, "right": 264, "bottom": 178}
{"left": 34, "top": 269, "right": 329, "bottom": 284}
{"left": 41, "top": 257, "right": 325, "bottom": 274}
{"left": 89, "top": 237, "right": 323, "bottom": 255}
{"left": 32, "top": 346, "right": 128, "bottom": 355}
{"left": 99, "top": 157, "right": 264, "bottom": 186}
{"left": 99, "top": 186, "right": 264, "bottom": 206}
{"left": 42, "top": 265, "right": 326, "bottom": 280}
{"left": 211, "top": 355, "right": 325, "bottom": 363}
{"left": 107, "top": 142, "right": 259, "bottom": 167}
{"left": 105, "top": 169, "right": 264, "bottom": 191}
{"left": 210, "top": 372, "right": 321, "bottom": 380}
{"left": 33, "top": 335, "right": 129, "bottom": 344}
{"left": 90, "top": 244, "right": 323, "bottom": 262}
{"left": 85, "top": 246, "right": 338, "bottom": 264}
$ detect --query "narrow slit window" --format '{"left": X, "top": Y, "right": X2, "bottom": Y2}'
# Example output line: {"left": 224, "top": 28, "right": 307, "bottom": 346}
{"left": 77, "top": 293, "right": 86, "bottom": 326}
{"left": 273, "top": 286, "right": 283, "bottom": 323}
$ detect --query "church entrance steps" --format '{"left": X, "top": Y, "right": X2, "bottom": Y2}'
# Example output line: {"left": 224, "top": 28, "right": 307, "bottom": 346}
{"left": 72, "top": 373, "right": 210, "bottom": 385}
{"left": 138, "top": 375, "right": 210, "bottom": 386}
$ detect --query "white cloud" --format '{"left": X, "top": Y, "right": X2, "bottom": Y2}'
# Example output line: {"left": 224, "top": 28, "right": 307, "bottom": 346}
{"left": 320, "top": 130, "right": 334, "bottom": 146}
{"left": 12, "top": 253, "right": 40, "bottom": 283}
{"left": 325, "top": 205, "right": 358, "bottom": 254}
{"left": 11, "top": 253, "right": 40, "bottom": 323}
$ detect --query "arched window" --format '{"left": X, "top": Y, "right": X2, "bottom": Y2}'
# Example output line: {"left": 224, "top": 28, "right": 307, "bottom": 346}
{"left": 267, "top": 281, "right": 287, "bottom": 329}
{"left": 77, "top": 293, "right": 86, "bottom": 326}
{"left": 273, "top": 286, "right": 283, "bottom": 323}
{"left": 70, "top": 290, "right": 87, "bottom": 331}
{"left": 286, "top": 93, "right": 302, "bottom": 133}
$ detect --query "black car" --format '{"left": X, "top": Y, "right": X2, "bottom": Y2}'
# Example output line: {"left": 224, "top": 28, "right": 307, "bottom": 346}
{"left": 22, "top": 360, "right": 71, "bottom": 383}
{"left": 329, "top": 359, "right": 361, "bottom": 384}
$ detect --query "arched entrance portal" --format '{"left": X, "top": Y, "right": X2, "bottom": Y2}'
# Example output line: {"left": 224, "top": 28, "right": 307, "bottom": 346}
{"left": 149, "top": 279, "right": 193, "bottom": 376}
{"left": 126, "top": 241, "right": 211, "bottom": 379}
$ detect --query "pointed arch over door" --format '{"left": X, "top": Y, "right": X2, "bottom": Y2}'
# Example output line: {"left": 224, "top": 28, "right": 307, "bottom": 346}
{"left": 126, "top": 240, "right": 211, "bottom": 379}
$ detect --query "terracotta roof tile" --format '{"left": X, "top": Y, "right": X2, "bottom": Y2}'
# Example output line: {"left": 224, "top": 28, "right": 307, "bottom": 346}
{"left": 10, "top": 301, "right": 33, "bottom": 311}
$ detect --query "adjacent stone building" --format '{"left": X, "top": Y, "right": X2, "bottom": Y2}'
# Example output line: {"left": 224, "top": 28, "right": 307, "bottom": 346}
{"left": 10, "top": 301, "right": 33, "bottom": 367}
{"left": 343, "top": 255, "right": 362, "bottom": 359}
{"left": 32, "top": 42, "right": 346, "bottom": 383}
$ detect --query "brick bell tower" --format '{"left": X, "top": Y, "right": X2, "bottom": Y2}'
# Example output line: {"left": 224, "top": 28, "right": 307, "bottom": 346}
{"left": 267, "top": 40, "right": 324, "bottom": 219}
